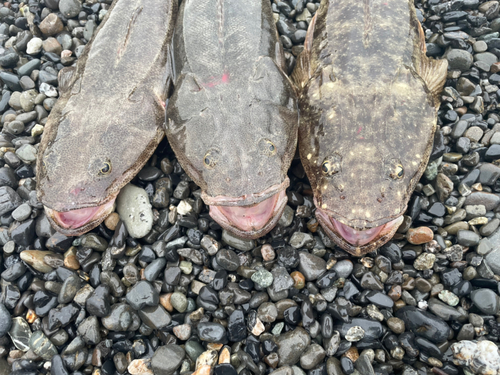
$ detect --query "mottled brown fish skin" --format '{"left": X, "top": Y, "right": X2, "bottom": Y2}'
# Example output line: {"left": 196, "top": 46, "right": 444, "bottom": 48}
{"left": 292, "top": 0, "right": 447, "bottom": 256}
{"left": 165, "top": 0, "right": 298, "bottom": 239}
{"left": 36, "top": 0, "right": 177, "bottom": 236}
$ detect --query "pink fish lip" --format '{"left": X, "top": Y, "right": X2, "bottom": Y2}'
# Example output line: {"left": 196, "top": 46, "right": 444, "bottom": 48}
{"left": 202, "top": 178, "right": 290, "bottom": 239}
{"left": 44, "top": 197, "right": 117, "bottom": 236}
{"left": 201, "top": 177, "right": 290, "bottom": 207}
{"left": 315, "top": 207, "right": 404, "bottom": 256}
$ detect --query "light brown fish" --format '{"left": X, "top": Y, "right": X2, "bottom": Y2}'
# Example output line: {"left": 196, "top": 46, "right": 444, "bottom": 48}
{"left": 36, "top": 0, "right": 177, "bottom": 236}
{"left": 165, "top": 0, "right": 298, "bottom": 239}
{"left": 292, "top": 0, "right": 448, "bottom": 256}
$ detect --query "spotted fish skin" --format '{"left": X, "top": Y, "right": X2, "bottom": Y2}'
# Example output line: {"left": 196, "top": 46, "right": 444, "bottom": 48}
{"left": 292, "top": 0, "right": 448, "bottom": 256}
{"left": 165, "top": 0, "right": 298, "bottom": 239}
{"left": 37, "top": 0, "right": 177, "bottom": 236}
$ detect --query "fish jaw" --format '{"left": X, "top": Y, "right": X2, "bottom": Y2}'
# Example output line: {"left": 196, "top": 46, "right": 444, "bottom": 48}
{"left": 202, "top": 178, "right": 290, "bottom": 239}
{"left": 316, "top": 208, "right": 404, "bottom": 256}
{"left": 44, "top": 197, "right": 117, "bottom": 236}
{"left": 209, "top": 190, "right": 287, "bottom": 239}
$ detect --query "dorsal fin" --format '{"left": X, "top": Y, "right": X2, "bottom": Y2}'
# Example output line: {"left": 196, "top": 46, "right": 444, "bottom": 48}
{"left": 291, "top": 12, "right": 317, "bottom": 88}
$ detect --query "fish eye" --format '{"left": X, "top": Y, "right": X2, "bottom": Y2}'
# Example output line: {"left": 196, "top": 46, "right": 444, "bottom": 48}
{"left": 321, "top": 153, "right": 342, "bottom": 176}
{"left": 99, "top": 162, "right": 112, "bottom": 176}
{"left": 259, "top": 139, "right": 277, "bottom": 156}
{"left": 387, "top": 159, "right": 404, "bottom": 180}
{"left": 203, "top": 150, "right": 219, "bottom": 169}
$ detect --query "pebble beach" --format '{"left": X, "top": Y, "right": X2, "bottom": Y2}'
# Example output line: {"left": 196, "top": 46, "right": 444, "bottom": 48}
{"left": 0, "top": 0, "right": 499, "bottom": 375}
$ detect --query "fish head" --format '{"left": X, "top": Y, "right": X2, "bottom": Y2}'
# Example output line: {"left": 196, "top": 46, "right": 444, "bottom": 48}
{"left": 167, "top": 65, "right": 298, "bottom": 238}
{"left": 300, "top": 72, "right": 436, "bottom": 255}
{"left": 37, "top": 95, "right": 163, "bottom": 236}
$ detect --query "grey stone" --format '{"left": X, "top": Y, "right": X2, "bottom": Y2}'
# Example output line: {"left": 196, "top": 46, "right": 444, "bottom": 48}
{"left": 151, "top": 345, "right": 185, "bottom": 375}
{"left": 276, "top": 327, "right": 311, "bottom": 366}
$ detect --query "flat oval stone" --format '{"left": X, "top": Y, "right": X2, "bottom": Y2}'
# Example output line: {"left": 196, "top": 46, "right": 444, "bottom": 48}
{"left": 197, "top": 322, "right": 227, "bottom": 343}
{"left": 470, "top": 288, "right": 500, "bottom": 315}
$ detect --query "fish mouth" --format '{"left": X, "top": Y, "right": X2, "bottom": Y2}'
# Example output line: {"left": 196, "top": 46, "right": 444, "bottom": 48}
{"left": 315, "top": 208, "right": 404, "bottom": 256}
{"left": 44, "top": 197, "right": 117, "bottom": 236}
{"left": 202, "top": 178, "right": 289, "bottom": 239}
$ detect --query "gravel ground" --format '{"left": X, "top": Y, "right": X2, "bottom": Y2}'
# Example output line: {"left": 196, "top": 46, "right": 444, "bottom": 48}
{"left": 0, "top": 0, "right": 499, "bottom": 375}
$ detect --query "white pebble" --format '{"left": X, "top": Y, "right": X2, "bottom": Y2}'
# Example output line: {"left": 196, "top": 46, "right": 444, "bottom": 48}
{"left": 39, "top": 83, "right": 59, "bottom": 98}
{"left": 177, "top": 200, "right": 192, "bottom": 215}
{"left": 31, "top": 124, "right": 44, "bottom": 137}
{"left": 26, "top": 37, "right": 43, "bottom": 54}
{"left": 116, "top": 184, "right": 153, "bottom": 239}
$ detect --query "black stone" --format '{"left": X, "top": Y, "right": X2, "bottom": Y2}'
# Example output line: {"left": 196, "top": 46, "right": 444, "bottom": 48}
{"left": 284, "top": 306, "right": 302, "bottom": 325}
{"left": 227, "top": 309, "right": 246, "bottom": 342}
{"left": 396, "top": 306, "right": 451, "bottom": 343}
{"left": 86, "top": 284, "right": 111, "bottom": 317}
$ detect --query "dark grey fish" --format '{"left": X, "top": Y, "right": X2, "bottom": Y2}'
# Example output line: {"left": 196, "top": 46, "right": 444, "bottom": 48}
{"left": 166, "top": 0, "right": 298, "bottom": 239}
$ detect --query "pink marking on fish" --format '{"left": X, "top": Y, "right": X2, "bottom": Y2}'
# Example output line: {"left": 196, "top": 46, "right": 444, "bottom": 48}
{"left": 70, "top": 187, "right": 84, "bottom": 196}
{"left": 357, "top": 126, "right": 364, "bottom": 140}
{"left": 202, "top": 71, "right": 230, "bottom": 88}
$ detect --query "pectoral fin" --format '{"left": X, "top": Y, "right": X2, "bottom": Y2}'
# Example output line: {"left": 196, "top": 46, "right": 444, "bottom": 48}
{"left": 416, "top": 56, "right": 448, "bottom": 107}
{"left": 413, "top": 14, "right": 448, "bottom": 107}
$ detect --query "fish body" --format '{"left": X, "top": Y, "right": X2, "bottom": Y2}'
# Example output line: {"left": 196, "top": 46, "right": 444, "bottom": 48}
{"left": 37, "top": 0, "right": 177, "bottom": 236}
{"left": 166, "top": 0, "right": 298, "bottom": 239}
{"left": 292, "top": 0, "right": 448, "bottom": 256}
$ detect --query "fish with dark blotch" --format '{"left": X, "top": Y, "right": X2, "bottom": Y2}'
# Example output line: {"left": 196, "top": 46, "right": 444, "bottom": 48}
{"left": 292, "top": 0, "right": 448, "bottom": 256}
{"left": 36, "top": 0, "right": 177, "bottom": 236}
{"left": 165, "top": 0, "right": 299, "bottom": 239}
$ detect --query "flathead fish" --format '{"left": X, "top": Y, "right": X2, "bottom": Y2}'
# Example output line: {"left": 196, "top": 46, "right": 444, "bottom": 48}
{"left": 292, "top": 0, "right": 448, "bottom": 255}
{"left": 165, "top": 0, "right": 299, "bottom": 239}
{"left": 37, "top": 0, "right": 177, "bottom": 236}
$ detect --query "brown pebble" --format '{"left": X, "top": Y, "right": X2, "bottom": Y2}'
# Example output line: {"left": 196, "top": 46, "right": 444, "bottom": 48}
{"left": 105, "top": 212, "right": 120, "bottom": 231}
{"left": 264, "top": 353, "right": 279, "bottom": 368}
{"left": 219, "top": 347, "right": 230, "bottom": 364}
{"left": 406, "top": 226, "right": 434, "bottom": 245}
{"left": 387, "top": 285, "right": 402, "bottom": 301}
{"left": 290, "top": 271, "right": 305, "bottom": 289}
{"left": 491, "top": 62, "right": 500, "bottom": 73}
{"left": 42, "top": 37, "right": 62, "bottom": 54}
{"left": 261, "top": 244, "right": 275, "bottom": 261}
{"left": 394, "top": 299, "right": 406, "bottom": 311}
{"left": 159, "top": 293, "right": 173, "bottom": 312}
{"left": 387, "top": 317, "right": 405, "bottom": 334}
{"left": 64, "top": 247, "right": 80, "bottom": 270}
{"left": 343, "top": 347, "right": 359, "bottom": 362}
{"left": 39, "top": 13, "right": 64, "bottom": 36}
{"left": 455, "top": 107, "right": 467, "bottom": 116}
{"left": 307, "top": 218, "right": 319, "bottom": 232}
{"left": 402, "top": 277, "right": 415, "bottom": 290}
{"left": 9, "top": 350, "right": 23, "bottom": 359}
{"left": 26, "top": 309, "right": 37, "bottom": 324}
